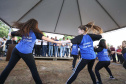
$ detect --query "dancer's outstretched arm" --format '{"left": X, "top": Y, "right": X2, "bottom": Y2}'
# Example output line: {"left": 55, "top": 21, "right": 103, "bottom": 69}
{"left": 60, "top": 34, "right": 103, "bottom": 44}
{"left": 9, "top": 31, "right": 61, "bottom": 44}
{"left": 42, "top": 36, "right": 61, "bottom": 44}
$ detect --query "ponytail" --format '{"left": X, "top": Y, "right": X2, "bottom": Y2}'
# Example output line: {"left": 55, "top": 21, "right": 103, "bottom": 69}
{"left": 78, "top": 22, "right": 103, "bottom": 34}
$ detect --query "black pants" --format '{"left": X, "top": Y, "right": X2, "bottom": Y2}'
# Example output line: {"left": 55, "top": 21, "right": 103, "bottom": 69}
{"left": 120, "top": 55, "right": 125, "bottom": 64}
{"left": 118, "top": 54, "right": 125, "bottom": 64}
{"left": 123, "top": 60, "right": 126, "bottom": 69}
{"left": 111, "top": 54, "right": 116, "bottom": 62}
{"left": 95, "top": 61, "right": 113, "bottom": 83}
{"left": 0, "top": 48, "right": 42, "bottom": 84}
{"left": 36, "top": 45, "right": 41, "bottom": 56}
{"left": 72, "top": 55, "right": 78, "bottom": 68}
{"left": 66, "top": 58, "right": 96, "bottom": 84}
{"left": 0, "top": 47, "right": 2, "bottom": 56}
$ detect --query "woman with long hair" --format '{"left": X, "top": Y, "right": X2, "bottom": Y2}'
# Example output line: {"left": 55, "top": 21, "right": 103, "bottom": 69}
{"left": 94, "top": 39, "right": 115, "bottom": 84}
{"left": 0, "top": 19, "right": 60, "bottom": 84}
{"left": 60, "top": 22, "right": 103, "bottom": 84}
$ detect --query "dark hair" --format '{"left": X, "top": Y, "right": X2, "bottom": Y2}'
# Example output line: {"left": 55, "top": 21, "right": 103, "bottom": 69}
{"left": 78, "top": 22, "right": 103, "bottom": 34}
{"left": 13, "top": 19, "right": 43, "bottom": 36}
{"left": 18, "top": 39, "right": 21, "bottom": 42}
{"left": 98, "top": 39, "right": 107, "bottom": 49}
{"left": 3, "top": 38, "right": 6, "bottom": 40}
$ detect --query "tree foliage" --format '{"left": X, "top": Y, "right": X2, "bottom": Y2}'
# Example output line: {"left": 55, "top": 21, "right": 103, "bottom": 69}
{"left": 59, "top": 35, "right": 74, "bottom": 41}
{"left": 0, "top": 21, "right": 10, "bottom": 38}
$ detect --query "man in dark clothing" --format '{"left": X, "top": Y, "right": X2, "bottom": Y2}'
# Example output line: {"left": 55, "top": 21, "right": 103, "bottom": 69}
{"left": 110, "top": 45, "right": 116, "bottom": 62}
{"left": 6, "top": 37, "right": 17, "bottom": 49}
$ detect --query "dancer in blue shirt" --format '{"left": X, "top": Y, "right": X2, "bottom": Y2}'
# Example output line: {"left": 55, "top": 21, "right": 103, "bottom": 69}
{"left": 0, "top": 19, "right": 60, "bottom": 84}
{"left": 71, "top": 44, "right": 78, "bottom": 70}
{"left": 94, "top": 39, "right": 115, "bottom": 84}
{"left": 61, "top": 22, "right": 103, "bottom": 84}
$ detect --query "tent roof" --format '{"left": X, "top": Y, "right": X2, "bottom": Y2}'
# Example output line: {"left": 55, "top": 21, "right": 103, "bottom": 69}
{"left": 0, "top": 0, "right": 126, "bottom": 36}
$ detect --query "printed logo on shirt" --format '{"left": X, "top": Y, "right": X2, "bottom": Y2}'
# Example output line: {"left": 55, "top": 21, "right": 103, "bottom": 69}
{"left": 73, "top": 46, "right": 77, "bottom": 49}
{"left": 23, "top": 36, "right": 32, "bottom": 42}
{"left": 103, "top": 51, "right": 108, "bottom": 55}
{"left": 83, "top": 42, "right": 92, "bottom": 48}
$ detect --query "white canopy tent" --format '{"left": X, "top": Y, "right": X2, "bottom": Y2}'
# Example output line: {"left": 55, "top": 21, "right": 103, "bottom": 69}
{"left": 0, "top": 0, "right": 126, "bottom": 36}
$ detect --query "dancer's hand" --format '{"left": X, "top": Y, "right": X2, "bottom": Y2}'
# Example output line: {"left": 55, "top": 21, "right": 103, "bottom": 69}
{"left": 56, "top": 41, "right": 62, "bottom": 44}
{"left": 61, "top": 40, "right": 71, "bottom": 44}
{"left": 101, "top": 34, "right": 104, "bottom": 38}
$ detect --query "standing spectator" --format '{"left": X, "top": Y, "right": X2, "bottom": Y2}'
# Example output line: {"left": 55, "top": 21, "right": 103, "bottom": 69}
{"left": 35, "top": 39, "right": 42, "bottom": 56}
{"left": 2, "top": 38, "right": 7, "bottom": 56}
{"left": 6, "top": 36, "right": 17, "bottom": 50}
{"left": 57, "top": 43, "right": 61, "bottom": 57}
{"left": 46, "top": 36, "right": 49, "bottom": 56}
{"left": 116, "top": 46, "right": 124, "bottom": 64}
{"left": 0, "top": 41, "right": 3, "bottom": 57}
{"left": 66, "top": 38, "right": 70, "bottom": 57}
{"left": 107, "top": 47, "right": 112, "bottom": 60}
{"left": 42, "top": 38, "right": 47, "bottom": 57}
{"left": 54, "top": 36, "right": 59, "bottom": 57}
{"left": 60, "top": 37, "right": 66, "bottom": 57}
{"left": 110, "top": 45, "right": 116, "bottom": 62}
{"left": 48, "top": 37, "right": 53, "bottom": 57}
{"left": 52, "top": 38, "right": 55, "bottom": 56}
{"left": 5, "top": 36, "right": 17, "bottom": 56}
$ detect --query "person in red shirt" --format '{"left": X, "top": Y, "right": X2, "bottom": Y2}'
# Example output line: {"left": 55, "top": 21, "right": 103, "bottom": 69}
{"left": 110, "top": 45, "right": 116, "bottom": 62}
{"left": 116, "top": 46, "right": 124, "bottom": 64}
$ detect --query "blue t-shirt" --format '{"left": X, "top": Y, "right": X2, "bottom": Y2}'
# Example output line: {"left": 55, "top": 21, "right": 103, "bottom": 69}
{"left": 78, "top": 34, "right": 96, "bottom": 59}
{"left": 71, "top": 44, "right": 78, "bottom": 55}
{"left": 97, "top": 48, "right": 110, "bottom": 61}
{"left": 71, "top": 34, "right": 102, "bottom": 60}
{"left": 11, "top": 30, "right": 43, "bottom": 54}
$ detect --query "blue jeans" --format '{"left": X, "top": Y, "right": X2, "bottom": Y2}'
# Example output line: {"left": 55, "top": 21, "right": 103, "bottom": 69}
{"left": 48, "top": 45, "right": 53, "bottom": 57}
{"left": 42, "top": 45, "right": 47, "bottom": 56}
{"left": 66, "top": 48, "right": 70, "bottom": 56}
{"left": 54, "top": 46, "right": 59, "bottom": 57}
{"left": 60, "top": 46, "right": 66, "bottom": 57}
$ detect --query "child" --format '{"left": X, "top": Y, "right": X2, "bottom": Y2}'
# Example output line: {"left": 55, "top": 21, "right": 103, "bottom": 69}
{"left": 94, "top": 39, "right": 115, "bottom": 84}
{"left": 71, "top": 44, "right": 78, "bottom": 70}
{"left": 61, "top": 22, "right": 103, "bottom": 84}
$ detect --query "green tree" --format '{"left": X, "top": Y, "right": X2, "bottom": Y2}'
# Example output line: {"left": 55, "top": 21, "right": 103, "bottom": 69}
{"left": 43, "top": 32, "right": 46, "bottom": 36}
{"left": 59, "top": 35, "right": 74, "bottom": 41}
{"left": 0, "top": 20, "right": 10, "bottom": 38}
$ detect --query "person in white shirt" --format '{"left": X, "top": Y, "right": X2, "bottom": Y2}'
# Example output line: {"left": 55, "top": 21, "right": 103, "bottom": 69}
{"left": 2, "top": 38, "right": 7, "bottom": 56}
{"left": 54, "top": 36, "right": 59, "bottom": 57}
{"left": 35, "top": 39, "right": 42, "bottom": 56}
{"left": 66, "top": 38, "right": 71, "bottom": 57}
{"left": 60, "top": 37, "right": 66, "bottom": 57}
{"left": 42, "top": 38, "right": 47, "bottom": 57}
